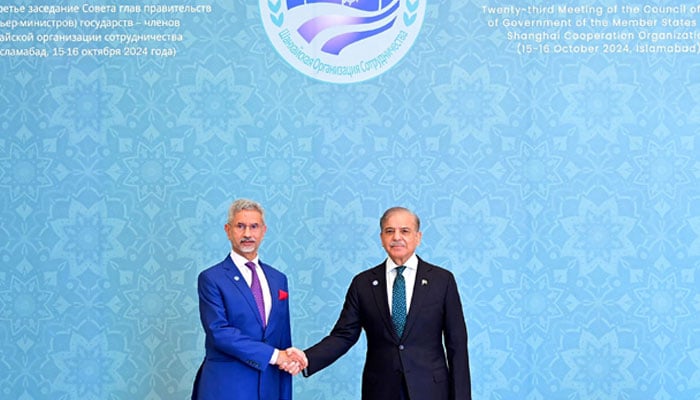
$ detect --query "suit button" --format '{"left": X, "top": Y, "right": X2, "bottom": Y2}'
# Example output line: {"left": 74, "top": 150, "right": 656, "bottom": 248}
{"left": 398, "top": 345, "right": 405, "bottom": 350}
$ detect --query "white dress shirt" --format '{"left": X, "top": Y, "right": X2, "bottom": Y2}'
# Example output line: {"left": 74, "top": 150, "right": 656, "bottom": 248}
{"left": 385, "top": 253, "right": 418, "bottom": 315}
{"left": 230, "top": 251, "right": 273, "bottom": 323}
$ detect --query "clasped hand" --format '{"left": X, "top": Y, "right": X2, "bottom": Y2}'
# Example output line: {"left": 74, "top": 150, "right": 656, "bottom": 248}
{"left": 276, "top": 347, "right": 308, "bottom": 376}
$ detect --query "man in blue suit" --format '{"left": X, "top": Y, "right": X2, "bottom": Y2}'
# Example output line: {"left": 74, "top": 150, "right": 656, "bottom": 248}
{"left": 295, "top": 206, "right": 471, "bottom": 400}
{"left": 192, "top": 199, "right": 302, "bottom": 400}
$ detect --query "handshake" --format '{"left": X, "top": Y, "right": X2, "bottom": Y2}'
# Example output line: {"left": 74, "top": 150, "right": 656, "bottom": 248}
{"left": 275, "top": 347, "right": 308, "bottom": 376}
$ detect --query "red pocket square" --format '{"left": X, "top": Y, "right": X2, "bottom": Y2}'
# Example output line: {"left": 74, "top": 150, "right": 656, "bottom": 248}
{"left": 278, "top": 289, "right": 288, "bottom": 301}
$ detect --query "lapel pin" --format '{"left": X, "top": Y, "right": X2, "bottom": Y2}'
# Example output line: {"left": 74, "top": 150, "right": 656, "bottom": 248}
{"left": 372, "top": 280, "right": 379, "bottom": 286}
{"left": 234, "top": 276, "right": 240, "bottom": 281}
{"left": 421, "top": 279, "right": 428, "bottom": 286}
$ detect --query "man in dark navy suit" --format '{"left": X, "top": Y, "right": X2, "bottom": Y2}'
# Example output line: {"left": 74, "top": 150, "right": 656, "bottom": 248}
{"left": 293, "top": 206, "right": 471, "bottom": 400}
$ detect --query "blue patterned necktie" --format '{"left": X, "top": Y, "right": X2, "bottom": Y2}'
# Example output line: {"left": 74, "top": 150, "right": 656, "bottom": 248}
{"left": 245, "top": 261, "right": 266, "bottom": 328}
{"left": 392, "top": 266, "right": 407, "bottom": 337}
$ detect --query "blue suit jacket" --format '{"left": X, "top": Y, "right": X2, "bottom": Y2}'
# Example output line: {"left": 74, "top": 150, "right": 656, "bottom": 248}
{"left": 192, "top": 255, "right": 292, "bottom": 400}
{"left": 303, "top": 256, "right": 471, "bottom": 400}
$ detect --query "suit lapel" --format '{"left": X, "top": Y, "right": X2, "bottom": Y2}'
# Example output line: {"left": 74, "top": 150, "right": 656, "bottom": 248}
{"left": 260, "top": 261, "right": 280, "bottom": 334}
{"left": 402, "top": 258, "right": 432, "bottom": 339}
{"left": 368, "top": 263, "right": 396, "bottom": 339}
{"left": 222, "top": 256, "right": 266, "bottom": 328}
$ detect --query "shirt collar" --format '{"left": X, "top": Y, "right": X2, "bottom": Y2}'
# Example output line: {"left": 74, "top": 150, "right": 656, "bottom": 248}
{"left": 230, "top": 250, "right": 259, "bottom": 269}
{"left": 385, "top": 253, "right": 418, "bottom": 273}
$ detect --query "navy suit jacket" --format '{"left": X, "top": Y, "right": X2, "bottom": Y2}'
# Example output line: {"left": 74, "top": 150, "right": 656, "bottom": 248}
{"left": 192, "top": 255, "right": 292, "bottom": 400}
{"left": 303, "top": 256, "right": 471, "bottom": 400}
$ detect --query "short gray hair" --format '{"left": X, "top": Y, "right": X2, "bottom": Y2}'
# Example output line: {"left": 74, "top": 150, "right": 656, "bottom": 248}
{"left": 227, "top": 199, "right": 265, "bottom": 224}
{"left": 380, "top": 206, "right": 420, "bottom": 231}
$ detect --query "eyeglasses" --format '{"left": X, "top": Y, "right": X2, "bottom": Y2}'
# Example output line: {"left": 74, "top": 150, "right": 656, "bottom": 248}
{"left": 229, "top": 223, "right": 262, "bottom": 233}
{"left": 382, "top": 227, "right": 416, "bottom": 235}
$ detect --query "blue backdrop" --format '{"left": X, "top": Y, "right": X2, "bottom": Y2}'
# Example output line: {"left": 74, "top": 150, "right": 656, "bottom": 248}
{"left": 1, "top": 0, "right": 700, "bottom": 399}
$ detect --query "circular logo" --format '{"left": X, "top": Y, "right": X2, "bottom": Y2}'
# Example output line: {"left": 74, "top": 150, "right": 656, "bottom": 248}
{"left": 260, "top": 0, "right": 425, "bottom": 84}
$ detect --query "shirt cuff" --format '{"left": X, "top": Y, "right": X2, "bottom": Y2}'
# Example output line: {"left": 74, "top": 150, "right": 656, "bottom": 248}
{"left": 270, "top": 348, "right": 280, "bottom": 365}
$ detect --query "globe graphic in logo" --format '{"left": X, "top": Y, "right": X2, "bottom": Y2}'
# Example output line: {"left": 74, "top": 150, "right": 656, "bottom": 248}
{"left": 260, "top": 0, "right": 425, "bottom": 83}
